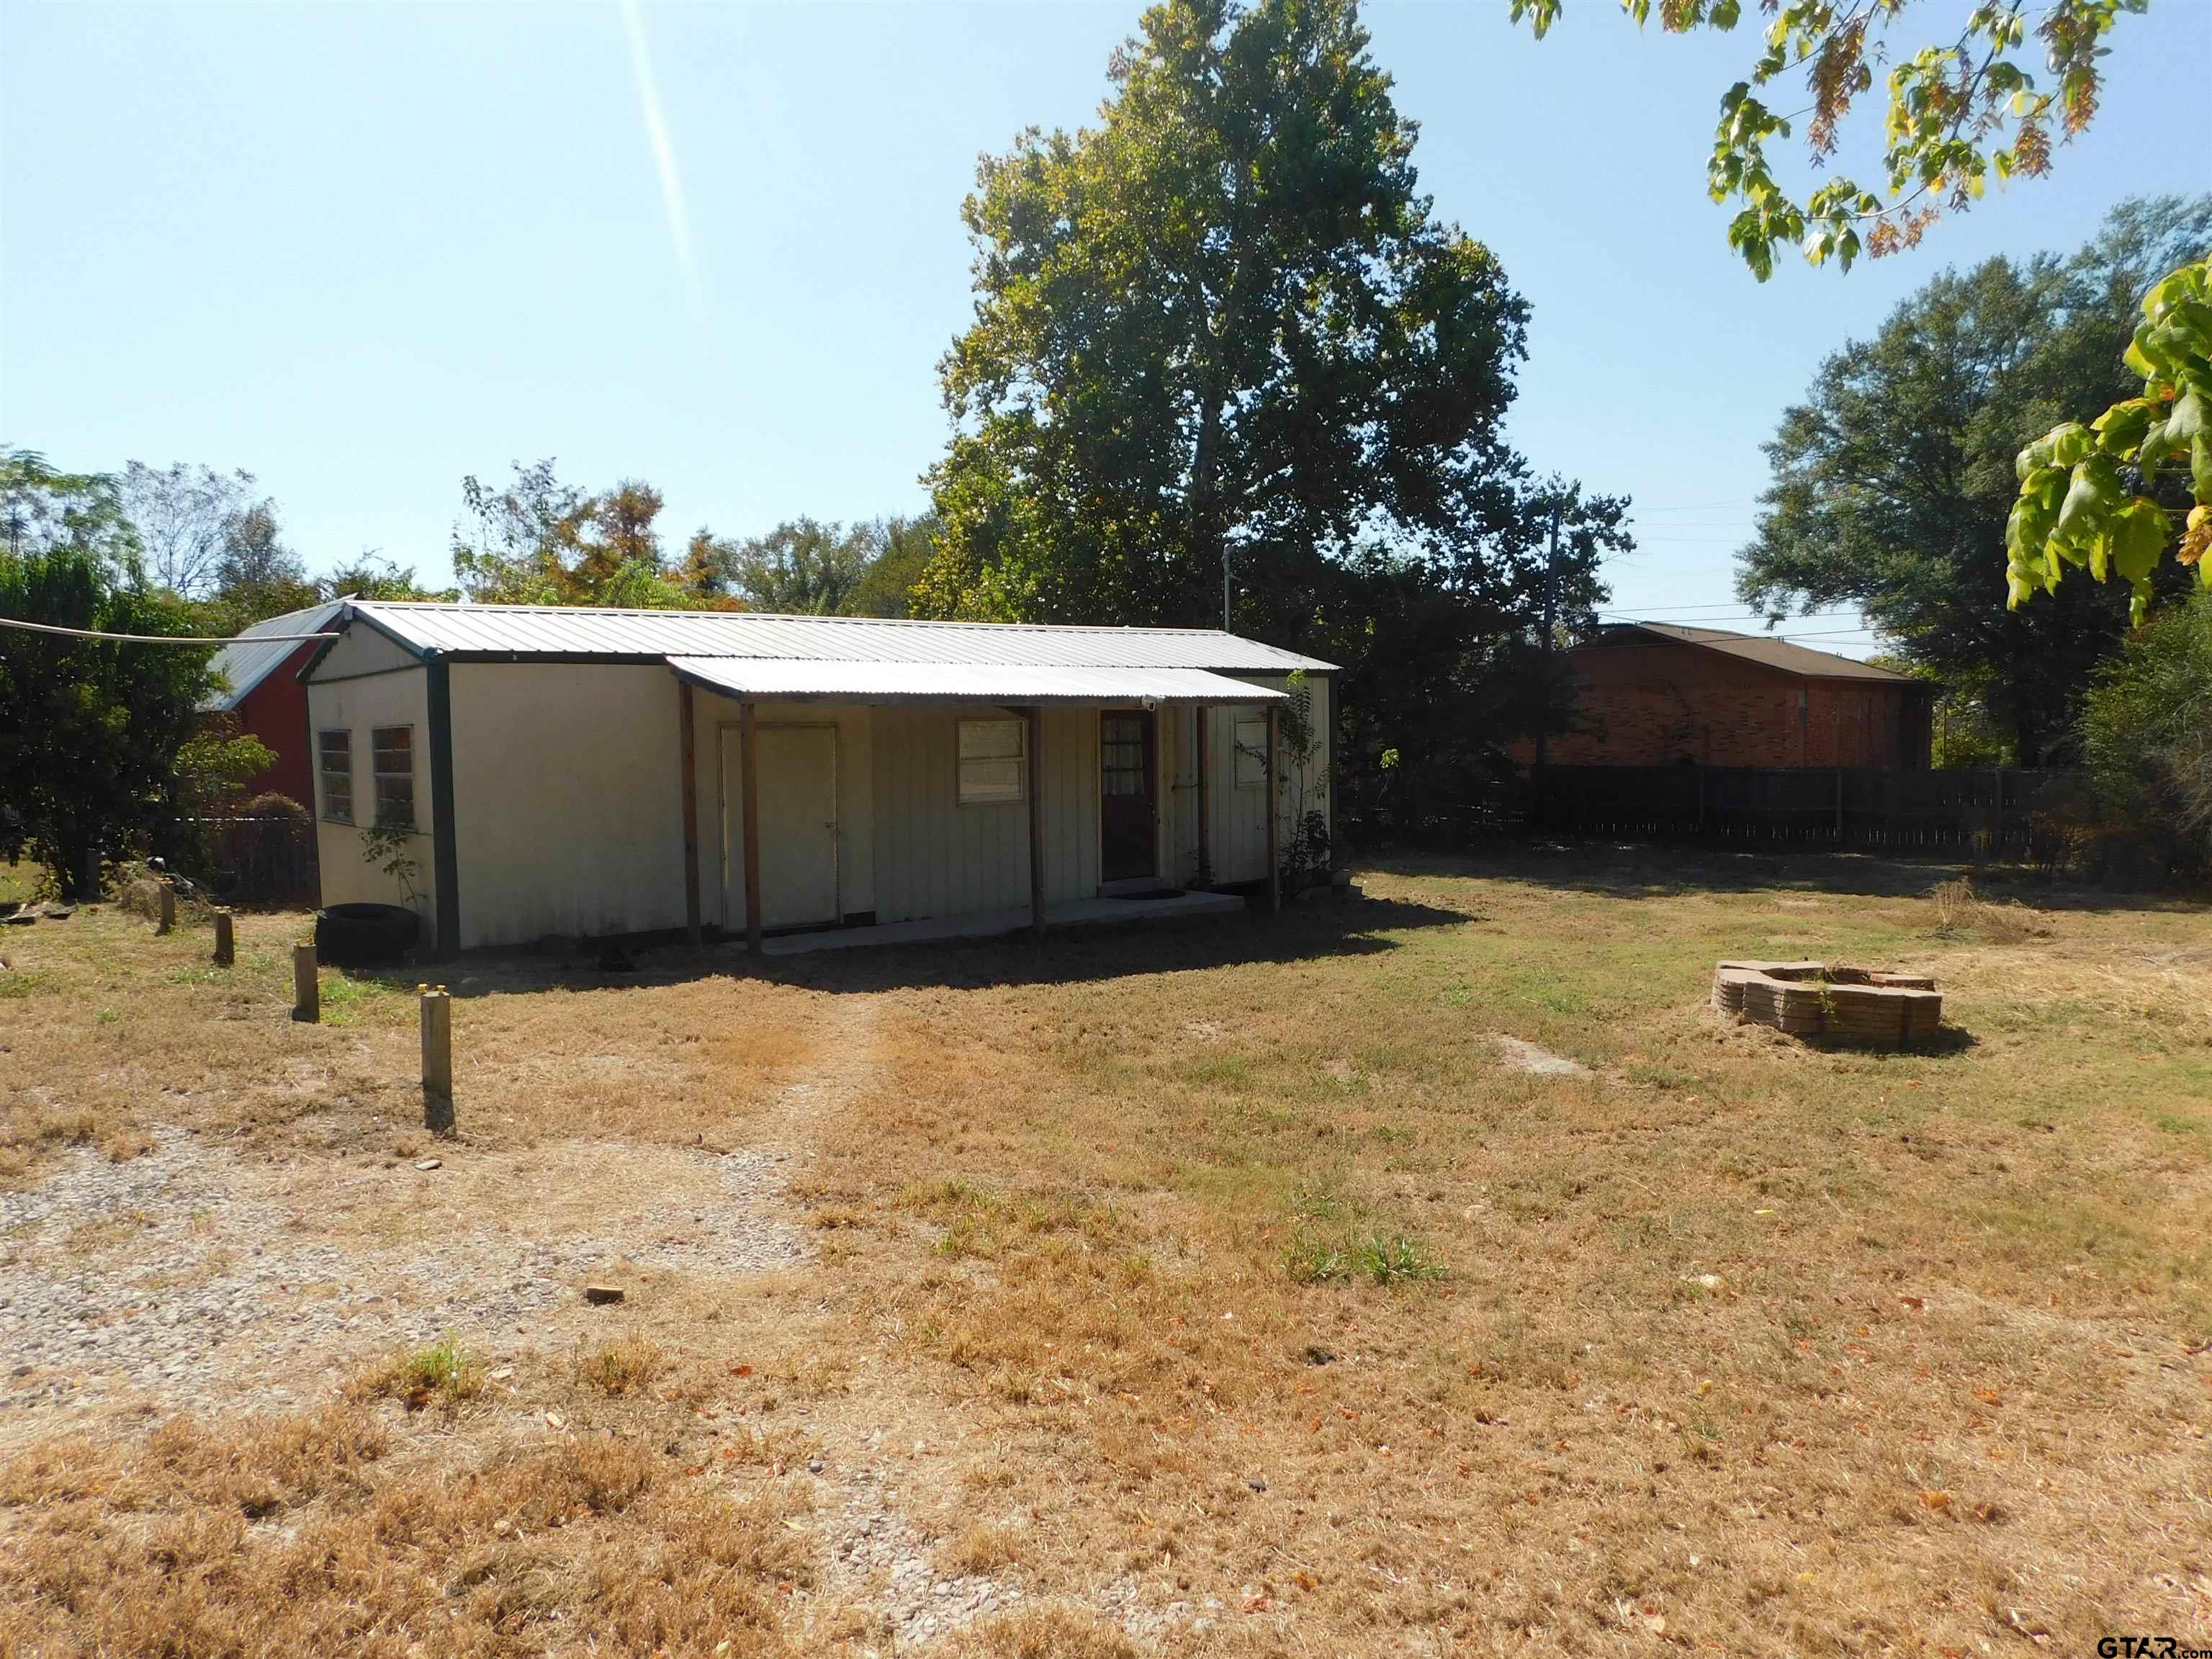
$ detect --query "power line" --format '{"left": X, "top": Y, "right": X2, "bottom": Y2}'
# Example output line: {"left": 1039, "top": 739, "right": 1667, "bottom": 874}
{"left": 0, "top": 616, "right": 340, "bottom": 645}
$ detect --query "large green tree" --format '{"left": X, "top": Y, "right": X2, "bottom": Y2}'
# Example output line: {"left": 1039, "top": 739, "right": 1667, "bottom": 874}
{"left": 1, "top": 451, "right": 217, "bottom": 899}
{"left": 1737, "top": 197, "right": 2211, "bottom": 764}
{"left": 916, "top": 0, "right": 1535, "bottom": 643}
{"left": 451, "top": 461, "right": 734, "bottom": 609}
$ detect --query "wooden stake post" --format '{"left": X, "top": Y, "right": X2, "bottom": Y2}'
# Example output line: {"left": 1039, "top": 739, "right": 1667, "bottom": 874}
{"left": 212, "top": 909, "right": 234, "bottom": 967}
{"left": 156, "top": 880, "right": 176, "bottom": 935}
{"left": 420, "top": 984, "right": 454, "bottom": 1133}
{"left": 291, "top": 943, "right": 318, "bottom": 1022}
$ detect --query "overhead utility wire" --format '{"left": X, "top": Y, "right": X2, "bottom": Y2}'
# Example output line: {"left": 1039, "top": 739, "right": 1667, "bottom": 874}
{"left": 0, "top": 616, "right": 341, "bottom": 645}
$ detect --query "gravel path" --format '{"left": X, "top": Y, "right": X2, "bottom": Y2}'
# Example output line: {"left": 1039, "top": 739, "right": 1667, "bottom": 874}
{"left": 0, "top": 1128, "right": 808, "bottom": 1440}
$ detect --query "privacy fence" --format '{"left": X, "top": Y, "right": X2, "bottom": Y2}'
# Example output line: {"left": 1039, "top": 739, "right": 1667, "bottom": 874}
{"left": 1527, "top": 765, "right": 2092, "bottom": 860}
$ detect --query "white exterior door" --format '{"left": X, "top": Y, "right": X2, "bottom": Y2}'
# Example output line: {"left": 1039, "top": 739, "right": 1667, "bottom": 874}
{"left": 725, "top": 724, "right": 840, "bottom": 930}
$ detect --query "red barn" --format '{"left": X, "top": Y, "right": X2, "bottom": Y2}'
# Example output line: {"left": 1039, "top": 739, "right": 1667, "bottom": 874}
{"left": 1542, "top": 622, "right": 1933, "bottom": 770}
{"left": 200, "top": 601, "right": 346, "bottom": 807}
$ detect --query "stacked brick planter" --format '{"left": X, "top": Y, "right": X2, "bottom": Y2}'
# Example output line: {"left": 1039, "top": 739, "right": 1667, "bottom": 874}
{"left": 1712, "top": 960, "right": 1941, "bottom": 1048}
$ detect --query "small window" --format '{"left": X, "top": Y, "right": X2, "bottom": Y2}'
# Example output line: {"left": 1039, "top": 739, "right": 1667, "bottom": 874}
{"left": 1233, "top": 716, "right": 1269, "bottom": 789}
{"left": 371, "top": 726, "right": 415, "bottom": 827}
{"left": 318, "top": 730, "right": 354, "bottom": 824}
{"left": 957, "top": 718, "right": 1026, "bottom": 805}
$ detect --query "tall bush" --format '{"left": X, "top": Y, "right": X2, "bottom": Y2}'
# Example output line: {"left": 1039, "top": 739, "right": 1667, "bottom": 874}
{"left": 2080, "top": 595, "right": 2212, "bottom": 879}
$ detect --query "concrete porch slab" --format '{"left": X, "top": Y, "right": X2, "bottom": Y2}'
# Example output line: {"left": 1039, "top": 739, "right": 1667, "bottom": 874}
{"left": 759, "top": 889, "right": 1246, "bottom": 956}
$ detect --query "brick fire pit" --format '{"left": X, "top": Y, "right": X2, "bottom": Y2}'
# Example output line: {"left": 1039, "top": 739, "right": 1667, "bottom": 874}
{"left": 1711, "top": 960, "right": 1942, "bottom": 1048}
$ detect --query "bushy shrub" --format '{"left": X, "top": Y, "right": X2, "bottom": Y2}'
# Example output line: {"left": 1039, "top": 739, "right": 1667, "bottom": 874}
{"left": 2081, "top": 596, "right": 2212, "bottom": 880}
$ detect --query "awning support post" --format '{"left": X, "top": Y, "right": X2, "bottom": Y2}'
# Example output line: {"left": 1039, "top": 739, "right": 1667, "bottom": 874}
{"left": 1194, "top": 705, "right": 1210, "bottom": 889}
{"left": 740, "top": 700, "right": 763, "bottom": 956}
{"left": 1265, "top": 701, "right": 1281, "bottom": 913}
{"left": 678, "top": 678, "right": 701, "bottom": 946}
{"left": 1027, "top": 705, "right": 1046, "bottom": 938}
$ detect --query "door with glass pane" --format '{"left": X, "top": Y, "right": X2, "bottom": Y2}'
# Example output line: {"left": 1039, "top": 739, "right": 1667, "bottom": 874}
{"left": 1099, "top": 711, "right": 1156, "bottom": 884}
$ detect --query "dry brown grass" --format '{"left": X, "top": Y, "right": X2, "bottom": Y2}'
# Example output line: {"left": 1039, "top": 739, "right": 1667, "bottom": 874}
{"left": 2, "top": 848, "right": 2208, "bottom": 1655}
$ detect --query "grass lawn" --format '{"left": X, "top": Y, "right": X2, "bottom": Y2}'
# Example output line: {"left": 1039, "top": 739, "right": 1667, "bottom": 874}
{"left": 1, "top": 847, "right": 2206, "bottom": 1656}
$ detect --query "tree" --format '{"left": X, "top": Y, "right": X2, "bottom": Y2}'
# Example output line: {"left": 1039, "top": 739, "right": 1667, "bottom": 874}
{"left": 116, "top": 462, "right": 261, "bottom": 598}
{"left": 1737, "top": 197, "right": 2211, "bottom": 763}
{"left": 842, "top": 515, "right": 942, "bottom": 619}
{"left": 1511, "top": 0, "right": 2152, "bottom": 279}
{"left": 0, "top": 541, "right": 216, "bottom": 899}
{"left": 721, "top": 518, "right": 875, "bottom": 615}
{"left": 450, "top": 461, "right": 726, "bottom": 609}
{"left": 2079, "top": 593, "right": 2212, "bottom": 876}
{"left": 3, "top": 448, "right": 140, "bottom": 566}
{"left": 318, "top": 553, "right": 452, "bottom": 603}
{"left": 915, "top": 0, "right": 1533, "bottom": 637}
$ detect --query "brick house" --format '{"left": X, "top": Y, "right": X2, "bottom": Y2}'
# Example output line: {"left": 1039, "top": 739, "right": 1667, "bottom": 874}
{"left": 200, "top": 601, "right": 346, "bottom": 807}
{"left": 1539, "top": 622, "right": 1933, "bottom": 770}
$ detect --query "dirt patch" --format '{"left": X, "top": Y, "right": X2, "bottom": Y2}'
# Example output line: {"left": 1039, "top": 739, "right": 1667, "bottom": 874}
{"left": 1493, "top": 1033, "right": 1593, "bottom": 1076}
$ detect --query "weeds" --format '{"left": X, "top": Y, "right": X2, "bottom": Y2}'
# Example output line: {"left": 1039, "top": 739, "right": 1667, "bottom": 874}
{"left": 577, "top": 1334, "right": 665, "bottom": 1397}
{"left": 1282, "top": 1231, "right": 1445, "bottom": 1286}
{"left": 351, "top": 1336, "right": 484, "bottom": 1412}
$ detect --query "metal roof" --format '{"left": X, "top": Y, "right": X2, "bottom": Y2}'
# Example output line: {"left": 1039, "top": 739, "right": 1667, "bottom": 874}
{"left": 341, "top": 601, "right": 1334, "bottom": 673}
{"left": 1598, "top": 621, "right": 1910, "bottom": 683}
{"left": 202, "top": 600, "right": 348, "bottom": 711}
{"left": 667, "top": 656, "right": 1288, "bottom": 706}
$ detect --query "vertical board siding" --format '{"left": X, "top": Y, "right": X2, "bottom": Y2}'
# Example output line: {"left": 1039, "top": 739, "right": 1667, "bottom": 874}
{"left": 1187, "top": 675, "right": 1329, "bottom": 886}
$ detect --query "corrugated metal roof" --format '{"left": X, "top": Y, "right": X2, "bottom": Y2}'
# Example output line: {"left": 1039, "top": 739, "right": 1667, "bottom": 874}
{"left": 346, "top": 601, "right": 1334, "bottom": 673}
{"left": 667, "top": 657, "right": 1288, "bottom": 706}
{"left": 202, "top": 601, "right": 348, "bottom": 711}
{"left": 1603, "top": 621, "right": 1910, "bottom": 683}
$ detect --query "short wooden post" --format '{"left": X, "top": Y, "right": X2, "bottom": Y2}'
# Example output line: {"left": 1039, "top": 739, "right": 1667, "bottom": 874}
{"left": 1264, "top": 702, "right": 1281, "bottom": 913}
{"left": 678, "top": 678, "right": 702, "bottom": 947}
{"left": 739, "top": 701, "right": 763, "bottom": 956}
{"left": 291, "top": 943, "right": 318, "bottom": 1022}
{"left": 212, "top": 909, "right": 234, "bottom": 967}
{"left": 1026, "top": 706, "right": 1046, "bottom": 938}
{"left": 156, "top": 879, "right": 176, "bottom": 935}
{"left": 421, "top": 984, "right": 454, "bottom": 1133}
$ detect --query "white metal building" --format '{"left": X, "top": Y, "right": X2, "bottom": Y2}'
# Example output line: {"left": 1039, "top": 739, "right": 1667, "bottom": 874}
{"left": 301, "top": 601, "right": 1334, "bottom": 955}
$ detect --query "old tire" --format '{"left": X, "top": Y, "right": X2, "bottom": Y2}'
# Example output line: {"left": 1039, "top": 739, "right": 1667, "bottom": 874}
{"left": 314, "top": 902, "right": 421, "bottom": 966}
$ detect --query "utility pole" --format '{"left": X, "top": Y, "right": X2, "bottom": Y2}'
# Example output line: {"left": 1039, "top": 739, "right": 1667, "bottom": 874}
{"left": 1532, "top": 493, "right": 1563, "bottom": 774}
{"left": 1221, "top": 544, "right": 1231, "bottom": 631}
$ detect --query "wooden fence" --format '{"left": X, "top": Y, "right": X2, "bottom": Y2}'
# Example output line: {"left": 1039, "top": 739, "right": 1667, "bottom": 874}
{"left": 1529, "top": 765, "right": 2093, "bottom": 859}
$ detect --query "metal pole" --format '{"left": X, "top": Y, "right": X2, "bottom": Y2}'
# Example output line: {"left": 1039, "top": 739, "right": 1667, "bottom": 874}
{"left": 421, "top": 984, "right": 453, "bottom": 1133}
{"left": 1027, "top": 706, "right": 1046, "bottom": 938}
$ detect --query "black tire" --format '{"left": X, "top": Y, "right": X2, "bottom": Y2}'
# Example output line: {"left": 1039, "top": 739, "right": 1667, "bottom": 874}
{"left": 314, "top": 903, "right": 422, "bottom": 966}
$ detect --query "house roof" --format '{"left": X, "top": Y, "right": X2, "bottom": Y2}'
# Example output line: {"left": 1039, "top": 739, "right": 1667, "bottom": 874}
{"left": 667, "top": 656, "right": 1287, "bottom": 706}
{"left": 202, "top": 600, "right": 348, "bottom": 712}
{"left": 1596, "top": 621, "right": 1910, "bottom": 683}
{"left": 328, "top": 601, "right": 1336, "bottom": 674}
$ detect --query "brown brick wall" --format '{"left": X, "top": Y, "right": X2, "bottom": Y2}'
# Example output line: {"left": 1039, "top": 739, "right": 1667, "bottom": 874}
{"left": 1530, "top": 639, "right": 1930, "bottom": 769}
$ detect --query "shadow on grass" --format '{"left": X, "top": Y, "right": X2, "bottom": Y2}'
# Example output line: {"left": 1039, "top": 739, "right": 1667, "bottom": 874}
{"left": 1367, "top": 840, "right": 2207, "bottom": 916}
{"left": 404, "top": 894, "right": 1473, "bottom": 1001}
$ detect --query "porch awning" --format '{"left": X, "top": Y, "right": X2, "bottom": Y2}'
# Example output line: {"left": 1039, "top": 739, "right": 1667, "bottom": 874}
{"left": 664, "top": 656, "right": 1288, "bottom": 706}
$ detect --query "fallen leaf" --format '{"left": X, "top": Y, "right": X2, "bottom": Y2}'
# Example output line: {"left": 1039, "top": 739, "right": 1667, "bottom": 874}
{"left": 1899, "top": 1295, "right": 1926, "bottom": 1311}
{"left": 729, "top": 1364, "right": 754, "bottom": 1377}
{"left": 1919, "top": 1488, "right": 1952, "bottom": 1514}
{"left": 1642, "top": 1610, "right": 1668, "bottom": 1635}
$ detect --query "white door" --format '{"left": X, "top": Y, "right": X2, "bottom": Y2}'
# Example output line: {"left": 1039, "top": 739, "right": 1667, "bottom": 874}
{"left": 724, "top": 724, "right": 840, "bottom": 930}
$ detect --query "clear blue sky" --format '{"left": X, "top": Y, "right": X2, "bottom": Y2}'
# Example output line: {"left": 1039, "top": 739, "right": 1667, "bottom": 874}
{"left": 5, "top": 1, "right": 2208, "bottom": 655}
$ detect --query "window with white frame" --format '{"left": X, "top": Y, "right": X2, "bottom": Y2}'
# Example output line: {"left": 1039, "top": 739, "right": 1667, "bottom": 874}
{"left": 957, "top": 717, "right": 1026, "bottom": 805}
{"left": 318, "top": 730, "right": 354, "bottom": 824}
{"left": 371, "top": 726, "right": 415, "bottom": 827}
{"left": 1233, "top": 716, "right": 1269, "bottom": 788}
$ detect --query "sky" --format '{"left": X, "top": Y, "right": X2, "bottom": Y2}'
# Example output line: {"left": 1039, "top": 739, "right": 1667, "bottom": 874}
{"left": 4, "top": 1, "right": 2208, "bottom": 657}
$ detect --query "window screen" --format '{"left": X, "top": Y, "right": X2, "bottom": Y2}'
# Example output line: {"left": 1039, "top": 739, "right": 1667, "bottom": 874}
{"left": 1100, "top": 714, "right": 1148, "bottom": 798}
{"left": 1233, "top": 716, "right": 1268, "bottom": 789}
{"left": 318, "top": 730, "right": 353, "bottom": 824}
{"left": 371, "top": 726, "right": 415, "bottom": 827}
{"left": 957, "top": 718, "right": 1026, "bottom": 805}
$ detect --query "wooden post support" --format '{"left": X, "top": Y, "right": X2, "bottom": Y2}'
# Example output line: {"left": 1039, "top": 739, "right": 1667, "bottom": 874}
{"left": 1834, "top": 768, "right": 1845, "bottom": 837}
{"left": 678, "top": 678, "right": 702, "bottom": 947}
{"left": 420, "top": 984, "right": 454, "bottom": 1133}
{"left": 1026, "top": 706, "right": 1046, "bottom": 937}
{"left": 1194, "top": 705, "right": 1210, "bottom": 889}
{"left": 156, "top": 879, "right": 176, "bottom": 935}
{"left": 291, "top": 943, "right": 319, "bottom": 1023}
{"left": 739, "top": 700, "right": 763, "bottom": 956}
{"left": 212, "top": 909, "right": 234, "bottom": 967}
{"left": 1265, "top": 702, "right": 1282, "bottom": 912}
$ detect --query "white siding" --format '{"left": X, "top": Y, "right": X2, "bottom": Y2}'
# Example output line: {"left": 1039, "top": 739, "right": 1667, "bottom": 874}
{"left": 447, "top": 663, "right": 686, "bottom": 948}
{"left": 1174, "top": 673, "right": 1331, "bottom": 886}
{"left": 306, "top": 660, "right": 434, "bottom": 919}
